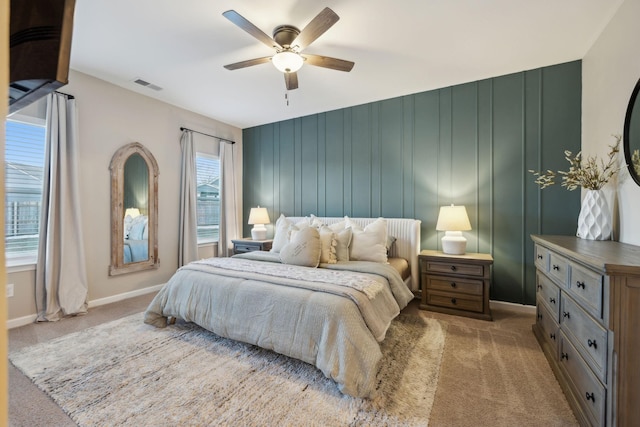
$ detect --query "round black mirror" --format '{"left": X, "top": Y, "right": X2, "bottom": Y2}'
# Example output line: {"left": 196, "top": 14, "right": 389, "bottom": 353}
{"left": 623, "top": 78, "right": 640, "bottom": 186}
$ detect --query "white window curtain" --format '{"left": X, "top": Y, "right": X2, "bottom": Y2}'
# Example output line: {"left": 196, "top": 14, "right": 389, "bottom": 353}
{"left": 178, "top": 129, "right": 198, "bottom": 266}
{"left": 35, "top": 92, "right": 89, "bottom": 322}
{"left": 218, "top": 139, "right": 241, "bottom": 257}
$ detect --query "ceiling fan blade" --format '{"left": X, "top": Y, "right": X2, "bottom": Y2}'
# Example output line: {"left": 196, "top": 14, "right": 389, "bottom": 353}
{"left": 223, "top": 10, "right": 282, "bottom": 50}
{"left": 224, "top": 57, "right": 272, "bottom": 71}
{"left": 284, "top": 72, "right": 299, "bottom": 90}
{"left": 291, "top": 7, "right": 339, "bottom": 51}
{"left": 302, "top": 54, "right": 354, "bottom": 72}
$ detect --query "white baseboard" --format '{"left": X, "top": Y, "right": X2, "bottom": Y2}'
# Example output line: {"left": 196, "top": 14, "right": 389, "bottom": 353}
{"left": 87, "top": 283, "right": 164, "bottom": 308}
{"left": 489, "top": 299, "right": 536, "bottom": 314}
{"left": 7, "top": 284, "right": 164, "bottom": 329}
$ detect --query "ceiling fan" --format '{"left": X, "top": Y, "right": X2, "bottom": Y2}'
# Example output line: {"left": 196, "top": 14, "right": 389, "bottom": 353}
{"left": 222, "top": 7, "right": 355, "bottom": 90}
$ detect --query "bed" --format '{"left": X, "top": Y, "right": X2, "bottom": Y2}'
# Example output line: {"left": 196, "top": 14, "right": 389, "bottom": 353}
{"left": 144, "top": 216, "right": 421, "bottom": 398}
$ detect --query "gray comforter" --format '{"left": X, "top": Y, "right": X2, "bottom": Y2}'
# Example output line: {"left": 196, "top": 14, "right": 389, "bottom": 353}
{"left": 144, "top": 252, "right": 414, "bottom": 398}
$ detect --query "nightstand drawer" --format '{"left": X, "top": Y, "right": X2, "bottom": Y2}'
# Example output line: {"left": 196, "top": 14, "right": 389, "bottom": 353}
{"left": 424, "top": 260, "right": 485, "bottom": 277}
{"left": 427, "top": 276, "right": 483, "bottom": 296}
{"left": 425, "top": 290, "right": 483, "bottom": 313}
{"left": 235, "top": 244, "right": 260, "bottom": 253}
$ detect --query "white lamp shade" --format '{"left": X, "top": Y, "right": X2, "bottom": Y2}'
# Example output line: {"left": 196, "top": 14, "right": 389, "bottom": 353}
{"left": 436, "top": 205, "right": 472, "bottom": 255}
{"left": 124, "top": 207, "right": 141, "bottom": 219}
{"left": 248, "top": 207, "right": 270, "bottom": 225}
{"left": 248, "top": 207, "right": 270, "bottom": 240}
{"left": 272, "top": 51, "right": 304, "bottom": 73}
{"left": 436, "top": 205, "right": 471, "bottom": 231}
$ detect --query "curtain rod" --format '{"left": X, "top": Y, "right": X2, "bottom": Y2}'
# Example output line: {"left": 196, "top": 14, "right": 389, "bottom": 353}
{"left": 180, "top": 127, "right": 235, "bottom": 144}
{"left": 55, "top": 91, "right": 75, "bottom": 99}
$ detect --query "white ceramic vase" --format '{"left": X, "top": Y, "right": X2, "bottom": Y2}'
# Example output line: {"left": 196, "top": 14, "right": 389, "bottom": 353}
{"left": 576, "top": 189, "right": 612, "bottom": 240}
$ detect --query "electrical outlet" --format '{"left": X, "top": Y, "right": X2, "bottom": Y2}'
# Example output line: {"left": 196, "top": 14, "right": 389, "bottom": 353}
{"left": 6, "top": 283, "right": 14, "bottom": 298}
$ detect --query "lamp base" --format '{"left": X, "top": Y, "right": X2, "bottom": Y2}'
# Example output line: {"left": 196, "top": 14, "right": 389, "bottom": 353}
{"left": 251, "top": 224, "right": 267, "bottom": 240}
{"left": 441, "top": 231, "right": 467, "bottom": 255}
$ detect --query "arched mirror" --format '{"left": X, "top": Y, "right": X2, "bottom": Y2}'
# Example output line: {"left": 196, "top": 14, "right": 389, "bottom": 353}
{"left": 109, "top": 142, "right": 159, "bottom": 275}
{"left": 624, "top": 78, "right": 640, "bottom": 186}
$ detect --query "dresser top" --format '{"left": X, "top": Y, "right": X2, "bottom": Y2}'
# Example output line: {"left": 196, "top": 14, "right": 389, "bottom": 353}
{"left": 531, "top": 235, "right": 640, "bottom": 275}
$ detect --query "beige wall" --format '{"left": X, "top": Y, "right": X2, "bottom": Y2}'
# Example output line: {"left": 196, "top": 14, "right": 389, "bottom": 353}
{"left": 7, "top": 70, "right": 241, "bottom": 321}
{"left": 583, "top": 0, "right": 640, "bottom": 245}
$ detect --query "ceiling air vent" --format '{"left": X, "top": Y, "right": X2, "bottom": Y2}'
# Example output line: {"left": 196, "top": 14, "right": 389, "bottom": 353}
{"left": 133, "top": 77, "right": 162, "bottom": 91}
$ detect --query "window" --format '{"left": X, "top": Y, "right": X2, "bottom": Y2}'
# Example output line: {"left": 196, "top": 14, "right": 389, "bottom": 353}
{"left": 195, "top": 153, "right": 220, "bottom": 243}
{"left": 5, "top": 118, "right": 46, "bottom": 264}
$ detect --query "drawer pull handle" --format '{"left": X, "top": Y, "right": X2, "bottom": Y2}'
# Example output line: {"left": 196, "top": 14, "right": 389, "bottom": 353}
{"left": 537, "top": 313, "right": 542, "bottom": 320}
{"left": 537, "top": 284, "right": 542, "bottom": 290}
{"left": 563, "top": 311, "right": 571, "bottom": 319}
{"left": 450, "top": 282, "right": 457, "bottom": 288}
{"left": 451, "top": 298, "right": 457, "bottom": 305}
{"left": 588, "top": 339, "right": 597, "bottom": 349}
{"left": 561, "top": 352, "right": 569, "bottom": 360}
{"left": 450, "top": 265, "right": 457, "bottom": 272}
{"left": 576, "top": 281, "right": 586, "bottom": 289}
{"left": 585, "top": 392, "right": 595, "bottom": 402}
{"left": 549, "top": 297, "right": 556, "bottom": 304}
{"left": 552, "top": 265, "right": 560, "bottom": 271}
{"left": 550, "top": 333, "right": 556, "bottom": 340}
{"left": 537, "top": 254, "right": 543, "bottom": 259}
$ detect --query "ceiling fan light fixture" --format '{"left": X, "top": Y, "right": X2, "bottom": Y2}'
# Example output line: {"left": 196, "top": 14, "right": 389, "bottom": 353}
{"left": 272, "top": 51, "right": 304, "bottom": 73}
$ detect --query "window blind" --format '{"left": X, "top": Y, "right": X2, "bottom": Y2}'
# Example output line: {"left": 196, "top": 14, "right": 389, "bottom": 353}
{"left": 5, "top": 119, "right": 46, "bottom": 262}
{"left": 195, "top": 153, "right": 220, "bottom": 243}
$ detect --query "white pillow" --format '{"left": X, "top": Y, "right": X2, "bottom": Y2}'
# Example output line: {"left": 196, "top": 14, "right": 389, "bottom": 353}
{"left": 128, "top": 215, "right": 148, "bottom": 241}
{"left": 280, "top": 227, "right": 321, "bottom": 268}
{"left": 271, "top": 214, "right": 309, "bottom": 253}
{"left": 318, "top": 227, "right": 337, "bottom": 264}
{"left": 331, "top": 227, "right": 352, "bottom": 261}
{"left": 346, "top": 217, "right": 388, "bottom": 263}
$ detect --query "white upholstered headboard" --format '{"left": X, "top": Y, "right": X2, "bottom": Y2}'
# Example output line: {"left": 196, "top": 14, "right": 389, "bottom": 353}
{"left": 287, "top": 217, "right": 422, "bottom": 292}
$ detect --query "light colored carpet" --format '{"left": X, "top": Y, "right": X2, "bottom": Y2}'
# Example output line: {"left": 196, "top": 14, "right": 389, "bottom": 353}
{"left": 10, "top": 312, "right": 446, "bottom": 427}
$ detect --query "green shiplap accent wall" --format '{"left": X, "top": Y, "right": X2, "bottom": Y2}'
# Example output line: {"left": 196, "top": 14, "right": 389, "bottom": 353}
{"left": 243, "top": 60, "right": 582, "bottom": 305}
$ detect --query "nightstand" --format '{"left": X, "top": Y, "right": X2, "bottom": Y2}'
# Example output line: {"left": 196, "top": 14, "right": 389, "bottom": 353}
{"left": 419, "top": 249, "right": 493, "bottom": 320}
{"left": 231, "top": 238, "right": 273, "bottom": 255}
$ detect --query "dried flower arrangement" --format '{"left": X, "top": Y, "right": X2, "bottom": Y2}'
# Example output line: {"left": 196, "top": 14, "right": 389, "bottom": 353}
{"left": 529, "top": 135, "right": 622, "bottom": 191}
{"left": 632, "top": 149, "right": 640, "bottom": 175}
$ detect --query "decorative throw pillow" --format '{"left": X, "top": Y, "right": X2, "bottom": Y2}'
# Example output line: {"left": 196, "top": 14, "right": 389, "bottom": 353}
{"left": 318, "top": 226, "right": 337, "bottom": 264}
{"left": 346, "top": 217, "right": 388, "bottom": 263}
{"left": 332, "top": 227, "right": 352, "bottom": 261}
{"left": 271, "top": 214, "right": 309, "bottom": 253}
{"left": 279, "top": 227, "right": 321, "bottom": 268}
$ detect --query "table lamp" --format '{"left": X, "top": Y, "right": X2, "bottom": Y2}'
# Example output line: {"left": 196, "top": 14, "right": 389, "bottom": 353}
{"left": 436, "top": 204, "right": 472, "bottom": 255}
{"left": 248, "top": 206, "right": 270, "bottom": 240}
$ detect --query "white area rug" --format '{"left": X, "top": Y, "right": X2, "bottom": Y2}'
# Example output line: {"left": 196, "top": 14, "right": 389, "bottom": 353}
{"left": 10, "top": 312, "right": 446, "bottom": 426}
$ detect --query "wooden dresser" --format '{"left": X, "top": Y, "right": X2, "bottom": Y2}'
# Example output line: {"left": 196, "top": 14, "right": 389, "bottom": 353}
{"left": 531, "top": 235, "right": 640, "bottom": 426}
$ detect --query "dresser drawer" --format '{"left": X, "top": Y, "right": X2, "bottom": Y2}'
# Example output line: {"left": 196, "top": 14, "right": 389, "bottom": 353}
{"left": 424, "top": 260, "right": 485, "bottom": 277}
{"left": 536, "top": 272, "right": 560, "bottom": 321}
{"left": 560, "top": 293, "right": 608, "bottom": 382}
{"left": 426, "top": 275, "right": 483, "bottom": 296}
{"left": 234, "top": 244, "right": 260, "bottom": 253}
{"left": 534, "top": 244, "right": 550, "bottom": 271}
{"left": 537, "top": 297, "right": 559, "bottom": 356}
{"left": 425, "top": 290, "right": 483, "bottom": 313}
{"left": 568, "top": 262, "right": 604, "bottom": 319}
{"left": 548, "top": 252, "right": 570, "bottom": 288}
{"left": 559, "top": 333, "right": 606, "bottom": 427}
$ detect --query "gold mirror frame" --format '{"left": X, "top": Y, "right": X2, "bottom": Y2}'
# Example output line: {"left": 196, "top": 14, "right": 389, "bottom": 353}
{"left": 109, "top": 142, "right": 159, "bottom": 275}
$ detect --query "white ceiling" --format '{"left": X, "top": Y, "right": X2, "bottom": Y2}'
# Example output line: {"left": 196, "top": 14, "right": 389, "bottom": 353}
{"left": 70, "top": 0, "right": 623, "bottom": 129}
